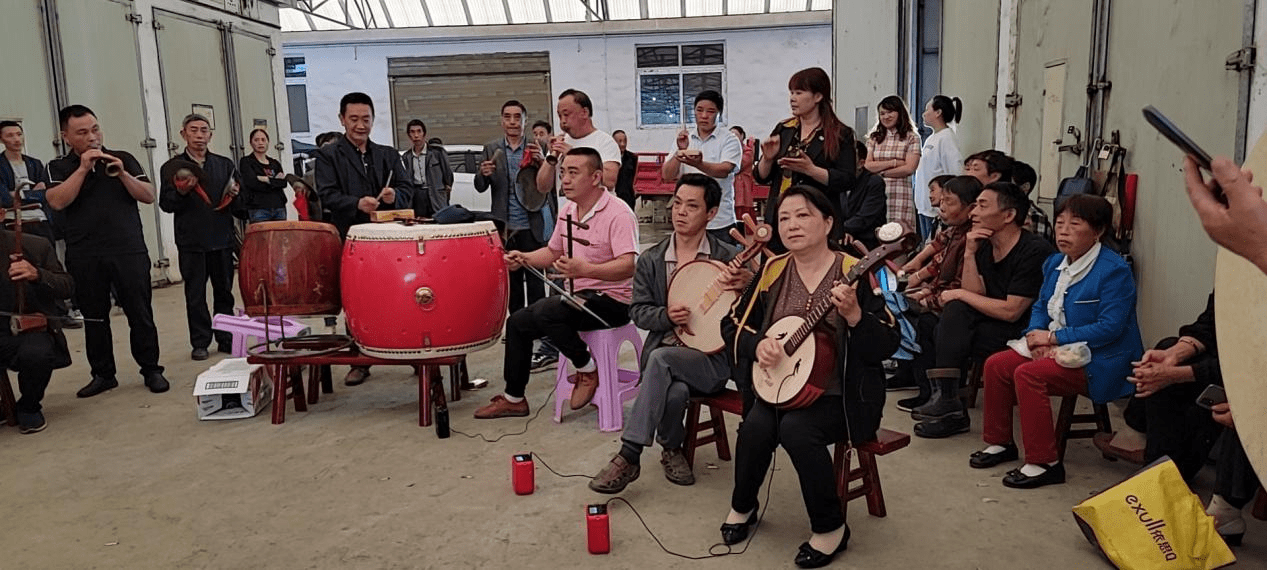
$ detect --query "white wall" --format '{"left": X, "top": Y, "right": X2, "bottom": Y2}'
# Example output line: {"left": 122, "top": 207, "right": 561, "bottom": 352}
{"left": 284, "top": 24, "right": 831, "bottom": 155}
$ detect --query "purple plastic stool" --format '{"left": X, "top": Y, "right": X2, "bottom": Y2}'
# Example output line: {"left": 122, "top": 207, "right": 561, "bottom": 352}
{"left": 212, "top": 313, "right": 311, "bottom": 357}
{"left": 553, "top": 323, "right": 644, "bottom": 432}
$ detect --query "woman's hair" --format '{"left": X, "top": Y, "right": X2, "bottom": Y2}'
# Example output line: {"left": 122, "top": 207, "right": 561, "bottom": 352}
{"left": 249, "top": 128, "right": 270, "bottom": 142}
{"left": 1054, "top": 193, "right": 1115, "bottom": 242}
{"left": 776, "top": 185, "right": 836, "bottom": 224}
{"left": 929, "top": 95, "right": 963, "bottom": 124}
{"left": 869, "top": 95, "right": 916, "bottom": 144}
{"left": 930, "top": 174, "right": 955, "bottom": 190}
{"left": 941, "top": 175, "right": 984, "bottom": 207}
{"left": 788, "top": 67, "right": 845, "bottom": 162}
{"left": 730, "top": 125, "right": 746, "bottom": 139}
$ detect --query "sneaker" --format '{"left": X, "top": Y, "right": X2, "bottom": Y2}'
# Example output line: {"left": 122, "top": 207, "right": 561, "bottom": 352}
{"left": 17, "top": 411, "right": 46, "bottom": 434}
{"left": 473, "top": 394, "right": 530, "bottom": 419}
{"left": 661, "top": 449, "right": 695, "bottom": 486}
{"left": 530, "top": 353, "right": 558, "bottom": 372}
{"left": 569, "top": 369, "right": 599, "bottom": 410}
{"left": 895, "top": 394, "right": 929, "bottom": 413}
{"left": 589, "top": 455, "right": 641, "bottom": 494}
{"left": 64, "top": 309, "right": 84, "bottom": 329}
{"left": 191, "top": 348, "right": 210, "bottom": 361}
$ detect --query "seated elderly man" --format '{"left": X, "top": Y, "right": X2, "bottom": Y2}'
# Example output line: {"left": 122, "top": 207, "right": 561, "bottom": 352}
{"left": 589, "top": 173, "right": 749, "bottom": 493}
{"left": 968, "top": 195, "right": 1142, "bottom": 488}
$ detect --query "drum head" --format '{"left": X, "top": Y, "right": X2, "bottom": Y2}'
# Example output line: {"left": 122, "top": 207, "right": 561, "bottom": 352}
{"left": 1214, "top": 128, "right": 1267, "bottom": 479}
{"left": 346, "top": 220, "right": 497, "bottom": 240}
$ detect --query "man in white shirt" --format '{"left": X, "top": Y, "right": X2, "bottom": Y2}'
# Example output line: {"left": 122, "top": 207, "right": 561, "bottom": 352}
{"left": 660, "top": 90, "right": 742, "bottom": 244}
{"left": 536, "top": 89, "right": 621, "bottom": 193}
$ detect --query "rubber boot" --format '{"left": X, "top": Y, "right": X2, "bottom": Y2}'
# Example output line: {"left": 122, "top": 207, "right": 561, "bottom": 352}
{"left": 911, "top": 368, "right": 963, "bottom": 421}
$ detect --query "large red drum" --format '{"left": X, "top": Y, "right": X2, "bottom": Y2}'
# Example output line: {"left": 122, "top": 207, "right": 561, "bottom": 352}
{"left": 239, "top": 221, "right": 342, "bottom": 316}
{"left": 341, "top": 222, "right": 509, "bottom": 359}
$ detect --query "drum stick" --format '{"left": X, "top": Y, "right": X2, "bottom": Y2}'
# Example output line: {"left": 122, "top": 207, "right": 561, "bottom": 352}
{"left": 520, "top": 264, "right": 612, "bottom": 328}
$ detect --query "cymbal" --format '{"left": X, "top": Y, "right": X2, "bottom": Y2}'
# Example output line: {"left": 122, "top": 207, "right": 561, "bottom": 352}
{"left": 159, "top": 157, "right": 209, "bottom": 192}
{"left": 1214, "top": 127, "right": 1267, "bottom": 480}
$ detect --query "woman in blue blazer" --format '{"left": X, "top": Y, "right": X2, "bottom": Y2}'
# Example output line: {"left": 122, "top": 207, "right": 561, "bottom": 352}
{"left": 966, "top": 194, "right": 1143, "bottom": 489}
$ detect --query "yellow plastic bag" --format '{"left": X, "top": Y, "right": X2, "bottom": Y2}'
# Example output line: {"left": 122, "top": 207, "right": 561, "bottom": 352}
{"left": 1072, "top": 458, "right": 1236, "bottom": 570}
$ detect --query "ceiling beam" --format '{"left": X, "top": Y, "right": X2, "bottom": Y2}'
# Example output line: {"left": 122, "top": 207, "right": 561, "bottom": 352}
{"left": 376, "top": 0, "right": 395, "bottom": 27}
{"left": 460, "top": 0, "right": 474, "bottom": 25}
{"left": 501, "top": 0, "right": 514, "bottom": 23}
{"left": 419, "top": 0, "right": 435, "bottom": 26}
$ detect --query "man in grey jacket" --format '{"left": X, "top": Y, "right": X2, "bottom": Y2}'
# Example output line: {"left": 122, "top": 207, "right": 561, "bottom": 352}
{"left": 589, "top": 173, "right": 751, "bottom": 494}
{"left": 401, "top": 119, "right": 453, "bottom": 218}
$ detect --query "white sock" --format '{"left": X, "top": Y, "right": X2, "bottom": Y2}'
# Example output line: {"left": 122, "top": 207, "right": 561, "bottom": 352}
{"left": 1018, "top": 463, "right": 1054, "bottom": 477}
{"left": 502, "top": 393, "right": 524, "bottom": 403}
{"left": 725, "top": 507, "right": 753, "bottom": 525}
{"left": 983, "top": 445, "right": 1008, "bottom": 455}
{"left": 577, "top": 357, "right": 597, "bottom": 373}
{"left": 808, "top": 525, "right": 846, "bottom": 553}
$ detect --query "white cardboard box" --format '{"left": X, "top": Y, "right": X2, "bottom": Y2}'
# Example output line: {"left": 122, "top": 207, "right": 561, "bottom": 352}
{"left": 193, "top": 358, "right": 273, "bottom": 420}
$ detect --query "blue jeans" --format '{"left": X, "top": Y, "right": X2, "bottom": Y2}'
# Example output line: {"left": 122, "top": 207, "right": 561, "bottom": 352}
{"left": 248, "top": 208, "right": 287, "bottom": 223}
{"left": 917, "top": 214, "right": 937, "bottom": 240}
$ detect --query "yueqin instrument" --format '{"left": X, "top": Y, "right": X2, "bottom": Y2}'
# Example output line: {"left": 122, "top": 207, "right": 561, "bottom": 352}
{"left": 666, "top": 221, "right": 772, "bottom": 353}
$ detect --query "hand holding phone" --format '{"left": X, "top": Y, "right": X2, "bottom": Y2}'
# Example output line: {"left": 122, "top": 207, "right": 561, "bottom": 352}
{"left": 1143, "top": 106, "right": 1222, "bottom": 203}
{"left": 1195, "top": 383, "right": 1227, "bottom": 411}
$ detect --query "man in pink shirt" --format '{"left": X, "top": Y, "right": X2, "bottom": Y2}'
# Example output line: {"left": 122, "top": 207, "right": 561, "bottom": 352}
{"left": 475, "top": 148, "right": 639, "bottom": 419}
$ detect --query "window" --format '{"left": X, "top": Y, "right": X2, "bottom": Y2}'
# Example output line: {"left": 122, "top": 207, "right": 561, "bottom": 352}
{"left": 287, "top": 84, "right": 310, "bottom": 132}
{"left": 284, "top": 56, "right": 307, "bottom": 78}
{"left": 636, "top": 42, "right": 724, "bottom": 127}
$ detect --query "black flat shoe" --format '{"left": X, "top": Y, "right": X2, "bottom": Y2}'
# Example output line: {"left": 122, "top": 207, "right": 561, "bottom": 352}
{"left": 914, "top": 414, "right": 970, "bottom": 439}
{"left": 794, "top": 526, "right": 850, "bottom": 569}
{"left": 144, "top": 372, "right": 170, "bottom": 394}
{"left": 969, "top": 444, "right": 1019, "bottom": 469}
{"left": 720, "top": 502, "right": 758, "bottom": 545}
{"left": 76, "top": 375, "right": 118, "bottom": 398}
{"left": 1002, "top": 463, "right": 1066, "bottom": 489}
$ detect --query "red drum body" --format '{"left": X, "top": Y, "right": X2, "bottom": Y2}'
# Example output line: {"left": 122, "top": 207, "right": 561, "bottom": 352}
{"left": 239, "top": 221, "right": 342, "bottom": 316}
{"left": 341, "top": 222, "right": 509, "bottom": 359}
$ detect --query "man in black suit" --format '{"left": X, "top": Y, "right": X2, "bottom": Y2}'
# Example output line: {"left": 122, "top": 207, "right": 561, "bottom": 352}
{"left": 314, "top": 92, "right": 414, "bottom": 386}
{"left": 0, "top": 221, "right": 74, "bottom": 433}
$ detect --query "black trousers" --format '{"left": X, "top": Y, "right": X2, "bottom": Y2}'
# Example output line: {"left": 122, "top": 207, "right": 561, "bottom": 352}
{"left": 502, "top": 292, "right": 630, "bottom": 399}
{"left": 0, "top": 332, "right": 57, "bottom": 413}
{"left": 505, "top": 230, "right": 546, "bottom": 314}
{"left": 934, "top": 300, "right": 1023, "bottom": 371}
{"left": 66, "top": 252, "right": 163, "bottom": 378}
{"left": 178, "top": 248, "right": 235, "bottom": 350}
{"left": 1131, "top": 337, "right": 1223, "bottom": 481}
{"left": 732, "top": 396, "right": 847, "bottom": 534}
{"left": 1216, "top": 429, "right": 1261, "bottom": 509}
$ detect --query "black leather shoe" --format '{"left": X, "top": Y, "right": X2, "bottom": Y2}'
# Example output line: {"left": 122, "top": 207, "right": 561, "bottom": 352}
{"left": 720, "top": 501, "right": 758, "bottom": 545}
{"left": 914, "top": 413, "right": 970, "bottom": 439}
{"left": 969, "top": 443, "right": 1020, "bottom": 469}
{"left": 77, "top": 375, "right": 118, "bottom": 398}
{"left": 344, "top": 366, "right": 371, "bottom": 386}
{"left": 1002, "top": 463, "right": 1066, "bottom": 489}
{"left": 216, "top": 343, "right": 233, "bottom": 354}
{"left": 144, "top": 372, "right": 170, "bottom": 394}
{"left": 794, "top": 526, "right": 850, "bottom": 569}
{"left": 191, "top": 348, "right": 210, "bottom": 361}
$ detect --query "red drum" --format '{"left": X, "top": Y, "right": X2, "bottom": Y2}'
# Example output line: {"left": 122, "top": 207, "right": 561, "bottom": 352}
{"left": 341, "top": 222, "right": 509, "bottom": 359}
{"left": 239, "top": 221, "right": 342, "bottom": 316}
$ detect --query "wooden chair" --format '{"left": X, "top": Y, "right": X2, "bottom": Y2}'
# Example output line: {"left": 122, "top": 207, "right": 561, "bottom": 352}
{"left": 959, "top": 358, "right": 986, "bottom": 409}
{"left": 834, "top": 428, "right": 911, "bottom": 518}
{"left": 1053, "top": 393, "right": 1113, "bottom": 462}
{"left": 682, "top": 389, "right": 744, "bottom": 469}
{"left": 0, "top": 370, "right": 16, "bottom": 427}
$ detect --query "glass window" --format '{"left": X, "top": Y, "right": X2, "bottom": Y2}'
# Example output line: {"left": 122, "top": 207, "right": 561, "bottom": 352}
{"left": 287, "top": 84, "right": 310, "bottom": 132}
{"left": 284, "top": 56, "right": 307, "bottom": 78}
{"left": 636, "top": 43, "right": 725, "bottom": 128}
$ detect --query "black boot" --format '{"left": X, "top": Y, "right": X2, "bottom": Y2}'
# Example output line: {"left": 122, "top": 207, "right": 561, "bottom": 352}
{"left": 914, "top": 412, "right": 971, "bottom": 439}
{"left": 911, "top": 368, "right": 963, "bottom": 421}
{"left": 896, "top": 367, "right": 932, "bottom": 412}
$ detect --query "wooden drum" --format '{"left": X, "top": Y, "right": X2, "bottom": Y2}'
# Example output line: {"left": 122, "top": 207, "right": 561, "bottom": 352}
{"left": 238, "top": 221, "right": 343, "bottom": 317}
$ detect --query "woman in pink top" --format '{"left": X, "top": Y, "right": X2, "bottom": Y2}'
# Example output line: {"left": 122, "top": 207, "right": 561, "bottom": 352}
{"left": 731, "top": 125, "right": 757, "bottom": 222}
{"left": 864, "top": 95, "right": 921, "bottom": 230}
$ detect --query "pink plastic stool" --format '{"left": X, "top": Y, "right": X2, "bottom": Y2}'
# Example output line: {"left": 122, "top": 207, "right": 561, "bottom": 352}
{"left": 554, "top": 323, "right": 644, "bottom": 432}
{"left": 211, "top": 313, "right": 311, "bottom": 357}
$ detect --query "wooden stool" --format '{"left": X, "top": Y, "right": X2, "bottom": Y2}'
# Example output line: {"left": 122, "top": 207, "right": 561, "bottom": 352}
{"left": 959, "top": 359, "right": 986, "bottom": 409}
{"left": 0, "top": 369, "right": 17, "bottom": 427}
{"left": 1054, "top": 394, "right": 1112, "bottom": 462}
{"left": 1252, "top": 486, "right": 1267, "bottom": 521}
{"left": 682, "top": 389, "right": 744, "bottom": 469}
{"left": 833, "top": 428, "right": 911, "bottom": 518}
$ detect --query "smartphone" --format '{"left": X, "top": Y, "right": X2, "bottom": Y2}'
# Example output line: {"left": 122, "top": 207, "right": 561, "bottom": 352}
{"left": 1195, "top": 383, "right": 1227, "bottom": 411}
{"left": 1143, "top": 106, "right": 1213, "bottom": 170}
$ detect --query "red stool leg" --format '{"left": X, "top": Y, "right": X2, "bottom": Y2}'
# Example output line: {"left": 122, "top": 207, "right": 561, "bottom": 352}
{"left": 860, "top": 450, "right": 886, "bottom": 517}
{"left": 291, "top": 367, "right": 308, "bottom": 412}
{"left": 683, "top": 401, "right": 702, "bottom": 469}
{"left": 307, "top": 365, "right": 321, "bottom": 405}
{"left": 270, "top": 364, "right": 287, "bottom": 425}
{"left": 710, "top": 405, "right": 731, "bottom": 461}
{"left": 0, "top": 370, "right": 17, "bottom": 427}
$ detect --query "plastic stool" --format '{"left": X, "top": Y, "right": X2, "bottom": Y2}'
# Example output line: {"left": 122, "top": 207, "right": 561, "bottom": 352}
{"left": 553, "top": 323, "right": 643, "bottom": 432}
{"left": 212, "top": 313, "right": 311, "bottom": 357}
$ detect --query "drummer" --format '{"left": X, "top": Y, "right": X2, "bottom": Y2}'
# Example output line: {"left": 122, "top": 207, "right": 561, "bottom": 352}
{"left": 474, "top": 148, "right": 638, "bottom": 419}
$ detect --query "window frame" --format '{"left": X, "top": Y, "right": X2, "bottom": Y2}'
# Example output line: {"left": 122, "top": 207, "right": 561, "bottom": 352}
{"left": 635, "top": 41, "right": 727, "bottom": 130}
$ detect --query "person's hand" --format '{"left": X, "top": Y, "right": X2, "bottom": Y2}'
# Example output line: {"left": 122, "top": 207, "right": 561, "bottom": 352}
{"left": 830, "top": 281, "right": 861, "bottom": 325}
{"left": 226, "top": 180, "right": 240, "bottom": 198}
{"left": 1134, "top": 348, "right": 1180, "bottom": 369}
{"left": 1031, "top": 345, "right": 1053, "bottom": 360}
{"left": 173, "top": 174, "right": 196, "bottom": 195}
{"left": 526, "top": 142, "right": 544, "bottom": 165}
{"left": 1211, "top": 402, "right": 1234, "bottom": 429}
{"left": 504, "top": 251, "right": 525, "bottom": 271}
{"left": 760, "top": 135, "right": 781, "bottom": 159}
{"left": 777, "top": 153, "right": 814, "bottom": 175}
{"left": 357, "top": 196, "right": 378, "bottom": 213}
{"left": 676, "top": 128, "right": 690, "bottom": 150}
{"left": 722, "top": 265, "right": 754, "bottom": 291}
{"left": 33, "top": 182, "right": 46, "bottom": 191}
{"left": 905, "top": 266, "right": 927, "bottom": 287}
{"left": 1026, "top": 329, "right": 1055, "bottom": 350}
{"left": 7, "top": 256, "right": 37, "bottom": 282}
{"left": 1130, "top": 363, "right": 1186, "bottom": 398}
{"left": 257, "top": 175, "right": 270, "bottom": 183}
{"left": 964, "top": 225, "right": 994, "bottom": 254}
{"left": 479, "top": 160, "right": 496, "bottom": 177}
{"left": 1184, "top": 155, "right": 1267, "bottom": 272}
{"left": 900, "top": 259, "right": 921, "bottom": 275}
{"left": 552, "top": 255, "right": 589, "bottom": 279}
{"left": 677, "top": 150, "right": 704, "bottom": 168}
{"left": 667, "top": 304, "right": 692, "bottom": 327}
{"left": 77, "top": 148, "right": 106, "bottom": 173}
{"left": 549, "top": 136, "right": 571, "bottom": 158}
{"left": 757, "top": 337, "right": 783, "bottom": 368}
{"left": 939, "top": 288, "right": 964, "bottom": 306}
{"left": 378, "top": 186, "right": 395, "bottom": 205}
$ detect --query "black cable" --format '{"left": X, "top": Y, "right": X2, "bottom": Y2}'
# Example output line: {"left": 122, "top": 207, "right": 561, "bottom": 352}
{"left": 531, "top": 451, "right": 593, "bottom": 479}
{"left": 449, "top": 384, "right": 559, "bottom": 443}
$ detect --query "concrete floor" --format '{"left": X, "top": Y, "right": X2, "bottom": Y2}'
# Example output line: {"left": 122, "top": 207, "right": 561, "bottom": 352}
{"left": 2, "top": 222, "right": 1265, "bottom": 569}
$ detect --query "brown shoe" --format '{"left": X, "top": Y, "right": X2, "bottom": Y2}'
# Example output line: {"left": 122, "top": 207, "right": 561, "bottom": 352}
{"left": 661, "top": 448, "right": 696, "bottom": 486}
{"left": 474, "top": 394, "right": 530, "bottom": 419}
{"left": 344, "top": 366, "right": 371, "bottom": 386}
{"left": 1092, "top": 432, "right": 1145, "bottom": 464}
{"left": 588, "top": 455, "right": 640, "bottom": 494}
{"left": 569, "top": 369, "right": 600, "bottom": 410}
